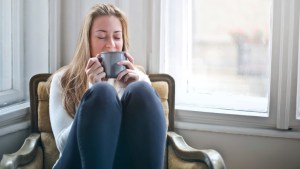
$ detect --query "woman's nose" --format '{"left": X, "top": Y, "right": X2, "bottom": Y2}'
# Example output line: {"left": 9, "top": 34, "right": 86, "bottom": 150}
{"left": 105, "top": 38, "right": 115, "bottom": 49}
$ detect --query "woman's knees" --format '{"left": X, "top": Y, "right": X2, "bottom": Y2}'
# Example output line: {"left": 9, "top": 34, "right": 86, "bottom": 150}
{"left": 121, "top": 81, "right": 162, "bottom": 114}
{"left": 79, "top": 82, "right": 120, "bottom": 115}
{"left": 123, "top": 81, "right": 157, "bottom": 99}
{"left": 90, "top": 83, "right": 117, "bottom": 97}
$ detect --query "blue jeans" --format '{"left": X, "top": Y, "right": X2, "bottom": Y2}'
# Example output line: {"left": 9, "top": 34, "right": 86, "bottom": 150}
{"left": 53, "top": 81, "right": 166, "bottom": 169}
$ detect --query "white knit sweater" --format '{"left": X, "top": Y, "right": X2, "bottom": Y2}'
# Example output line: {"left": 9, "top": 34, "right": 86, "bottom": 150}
{"left": 49, "top": 68, "right": 151, "bottom": 167}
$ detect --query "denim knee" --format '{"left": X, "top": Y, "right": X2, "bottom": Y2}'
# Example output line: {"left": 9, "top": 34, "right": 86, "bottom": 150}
{"left": 89, "top": 82, "right": 117, "bottom": 98}
{"left": 124, "top": 81, "right": 157, "bottom": 98}
{"left": 78, "top": 82, "right": 120, "bottom": 116}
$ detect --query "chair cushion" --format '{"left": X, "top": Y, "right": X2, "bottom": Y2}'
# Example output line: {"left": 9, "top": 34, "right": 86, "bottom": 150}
{"left": 168, "top": 145, "right": 208, "bottom": 169}
{"left": 38, "top": 82, "right": 52, "bottom": 132}
{"left": 151, "top": 81, "right": 169, "bottom": 128}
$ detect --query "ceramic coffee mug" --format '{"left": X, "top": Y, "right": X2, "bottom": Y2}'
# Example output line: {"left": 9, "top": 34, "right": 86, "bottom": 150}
{"left": 99, "top": 51, "right": 126, "bottom": 78}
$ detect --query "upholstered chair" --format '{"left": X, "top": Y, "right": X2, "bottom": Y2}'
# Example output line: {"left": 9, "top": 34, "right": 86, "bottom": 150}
{"left": 0, "top": 73, "right": 226, "bottom": 169}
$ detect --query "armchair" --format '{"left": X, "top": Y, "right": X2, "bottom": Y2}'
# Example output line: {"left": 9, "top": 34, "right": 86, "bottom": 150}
{"left": 0, "top": 73, "right": 226, "bottom": 169}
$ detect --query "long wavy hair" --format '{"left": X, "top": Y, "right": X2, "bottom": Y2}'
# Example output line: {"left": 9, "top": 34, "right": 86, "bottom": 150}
{"left": 53, "top": 4, "right": 129, "bottom": 118}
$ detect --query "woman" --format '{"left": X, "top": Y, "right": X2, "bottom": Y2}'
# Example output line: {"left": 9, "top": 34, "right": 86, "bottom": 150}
{"left": 49, "top": 3, "right": 166, "bottom": 169}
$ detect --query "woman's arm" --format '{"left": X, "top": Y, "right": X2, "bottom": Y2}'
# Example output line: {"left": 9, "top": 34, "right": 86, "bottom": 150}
{"left": 49, "top": 71, "right": 74, "bottom": 154}
{"left": 134, "top": 65, "right": 151, "bottom": 84}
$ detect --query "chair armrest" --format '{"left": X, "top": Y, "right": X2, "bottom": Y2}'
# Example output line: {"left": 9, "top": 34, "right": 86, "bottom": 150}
{"left": 167, "top": 131, "right": 226, "bottom": 169}
{"left": 0, "top": 133, "right": 41, "bottom": 169}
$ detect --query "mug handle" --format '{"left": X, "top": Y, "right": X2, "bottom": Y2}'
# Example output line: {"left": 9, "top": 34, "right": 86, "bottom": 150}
{"left": 97, "top": 55, "right": 103, "bottom": 64}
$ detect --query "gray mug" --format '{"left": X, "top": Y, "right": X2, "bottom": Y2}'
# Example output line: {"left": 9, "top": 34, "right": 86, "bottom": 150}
{"left": 99, "top": 51, "right": 126, "bottom": 78}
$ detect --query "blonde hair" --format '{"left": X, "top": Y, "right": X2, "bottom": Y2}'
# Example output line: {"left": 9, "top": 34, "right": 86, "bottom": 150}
{"left": 55, "top": 4, "right": 129, "bottom": 118}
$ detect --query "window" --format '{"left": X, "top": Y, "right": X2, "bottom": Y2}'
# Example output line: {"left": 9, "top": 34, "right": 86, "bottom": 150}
{"left": 0, "top": 0, "right": 24, "bottom": 108}
{"left": 0, "top": 0, "right": 50, "bottom": 112}
{"left": 163, "top": 0, "right": 271, "bottom": 113}
{"left": 153, "top": 0, "right": 300, "bottom": 130}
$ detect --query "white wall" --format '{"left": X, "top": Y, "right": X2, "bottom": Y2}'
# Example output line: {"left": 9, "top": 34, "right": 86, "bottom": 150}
{"left": 176, "top": 128, "right": 300, "bottom": 169}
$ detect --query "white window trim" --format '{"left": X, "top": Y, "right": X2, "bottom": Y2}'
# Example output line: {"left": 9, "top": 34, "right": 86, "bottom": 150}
{"left": 272, "top": 0, "right": 300, "bottom": 129}
{"left": 0, "top": 102, "right": 30, "bottom": 137}
{"left": 0, "top": 0, "right": 28, "bottom": 136}
{"left": 0, "top": 0, "right": 54, "bottom": 135}
{"left": 49, "top": 0, "right": 61, "bottom": 72}
{"left": 150, "top": 0, "right": 300, "bottom": 136}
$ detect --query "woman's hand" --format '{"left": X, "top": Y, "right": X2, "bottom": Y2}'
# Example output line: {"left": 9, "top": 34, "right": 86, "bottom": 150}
{"left": 85, "top": 54, "right": 106, "bottom": 84}
{"left": 116, "top": 52, "right": 140, "bottom": 85}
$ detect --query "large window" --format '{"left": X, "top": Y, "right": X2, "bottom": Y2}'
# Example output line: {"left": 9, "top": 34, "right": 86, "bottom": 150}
{"left": 156, "top": 0, "right": 300, "bottom": 130}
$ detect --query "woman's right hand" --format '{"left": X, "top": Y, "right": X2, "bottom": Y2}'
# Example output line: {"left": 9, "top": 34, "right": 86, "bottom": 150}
{"left": 85, "top": 54, "right": 106, "bottom": 84}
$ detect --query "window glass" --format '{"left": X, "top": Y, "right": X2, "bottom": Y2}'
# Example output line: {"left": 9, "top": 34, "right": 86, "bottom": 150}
{"left": 164, "top": 0, "right": 272, "bottom": 113}
{"left": 0, "top": 0, "right": 12, "bottom": 92}
{"left": 0, "top": 0, "right": 18, "bottom": 108}
{"left": 0, "top": 0, "right": 49, "bottom": 109}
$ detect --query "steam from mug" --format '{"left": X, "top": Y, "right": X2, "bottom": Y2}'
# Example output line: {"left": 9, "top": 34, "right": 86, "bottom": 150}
{"left": 99, "top": 51, "right": 126, "bottom": 78}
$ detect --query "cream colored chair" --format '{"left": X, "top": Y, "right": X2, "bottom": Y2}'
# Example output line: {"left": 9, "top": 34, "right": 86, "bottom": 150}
{"left": 0, "top": 73, "right": 226, "bottom": 169}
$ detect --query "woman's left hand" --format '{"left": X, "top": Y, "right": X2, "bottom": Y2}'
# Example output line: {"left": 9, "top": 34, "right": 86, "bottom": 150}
{"left": 116, "top": 52, "right": 139, "bottom": 84}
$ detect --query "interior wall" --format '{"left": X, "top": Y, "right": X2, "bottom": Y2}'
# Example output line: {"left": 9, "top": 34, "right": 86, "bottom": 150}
{"left": 176, "top": 128, "right": 300, "bottom": 169}
{"left": 0, "top": 129, "right": 30, "bottom": 156}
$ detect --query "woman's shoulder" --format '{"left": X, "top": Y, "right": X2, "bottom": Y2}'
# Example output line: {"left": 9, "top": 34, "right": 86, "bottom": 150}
{"left": 52, "top": 67, "right": 68, "bottom": 81}
{"left": 53, "top": 69, "right": 65, "bottom": 79}
{"left": 51, "top": 67, "right": 68, "bottom": 88}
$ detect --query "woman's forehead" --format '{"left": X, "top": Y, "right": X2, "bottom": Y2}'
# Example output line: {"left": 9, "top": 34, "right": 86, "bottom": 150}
{"left": 91, "top": 16, "right": 122, "bottom": 32}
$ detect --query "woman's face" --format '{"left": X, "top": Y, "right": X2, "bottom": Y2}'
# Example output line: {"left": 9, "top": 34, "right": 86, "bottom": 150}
{"left": 89, "top": 16, "right": 123, "bottom": 57}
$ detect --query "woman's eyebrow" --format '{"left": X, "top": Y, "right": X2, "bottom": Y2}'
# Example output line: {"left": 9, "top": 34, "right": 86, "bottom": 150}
{"left": 96, "top": 30, "right": 106, "bottom": 32}
{"left": 114, "top": 31, "right": 122, "bottom": 33}
{"left": 95, "top": 30, "right": 122, "bottom": 33}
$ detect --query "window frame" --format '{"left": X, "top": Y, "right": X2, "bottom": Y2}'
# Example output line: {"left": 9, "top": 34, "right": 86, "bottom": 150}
{"left": 150, "top": 0, "right": 300, "bottom": 132}
{"left": 0, "top": 0, "right": 24, "bottom": 108}
{"left": 0, "top": 0, "right": 52, "bottom": 137}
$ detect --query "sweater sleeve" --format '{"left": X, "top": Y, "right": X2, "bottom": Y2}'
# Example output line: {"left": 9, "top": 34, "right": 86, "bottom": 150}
{"left": 49, "top": 71, "right": 73, "bottom": 154}
{"left": 134, "top": 65, "right": 151, "bottom": 84}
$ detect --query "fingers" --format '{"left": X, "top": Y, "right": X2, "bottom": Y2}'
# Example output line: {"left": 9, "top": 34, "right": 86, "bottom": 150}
{"left": 117, "top": 52, "right": 135, "bottom": 70}
{"left": 118, "top": 60, "right": 134, "bottom": 70}
{"left": 117, "top": 69, "right": 139, "bottom": 82}
{"left": 85, "top": 57, "right": 106, "bottom": 84}
{"left": 124, "top": 52, "right": 134, "bottom": 63}
{"left": 115, "top": 52, "right": 140, "bottom": 83}
{"left": 86, "top": 52, "right": 140, "bottom": 84}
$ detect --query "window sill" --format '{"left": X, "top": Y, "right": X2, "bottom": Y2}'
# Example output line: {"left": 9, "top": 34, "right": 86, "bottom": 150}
{"left": 175, "top": 121, "right": 300, "bottom": 140}
{"left": 176, "top": 104, "right": 269, "bottom": 117}
{"left": 174, "top": 104, "right": 300, "bottom": 139}
{"left": 0, "top": 102, "right": 31, "bottom": 136}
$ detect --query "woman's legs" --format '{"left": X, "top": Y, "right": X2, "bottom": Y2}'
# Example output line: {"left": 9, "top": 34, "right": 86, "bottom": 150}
{"left": 54, "top": 83, "right": 122, "bottom": 169}
{"left": 114, "top": 81, "right": 167, "bottom": 169}
{"left": 54, "top": 81, "right": 166, "bottom": 169}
